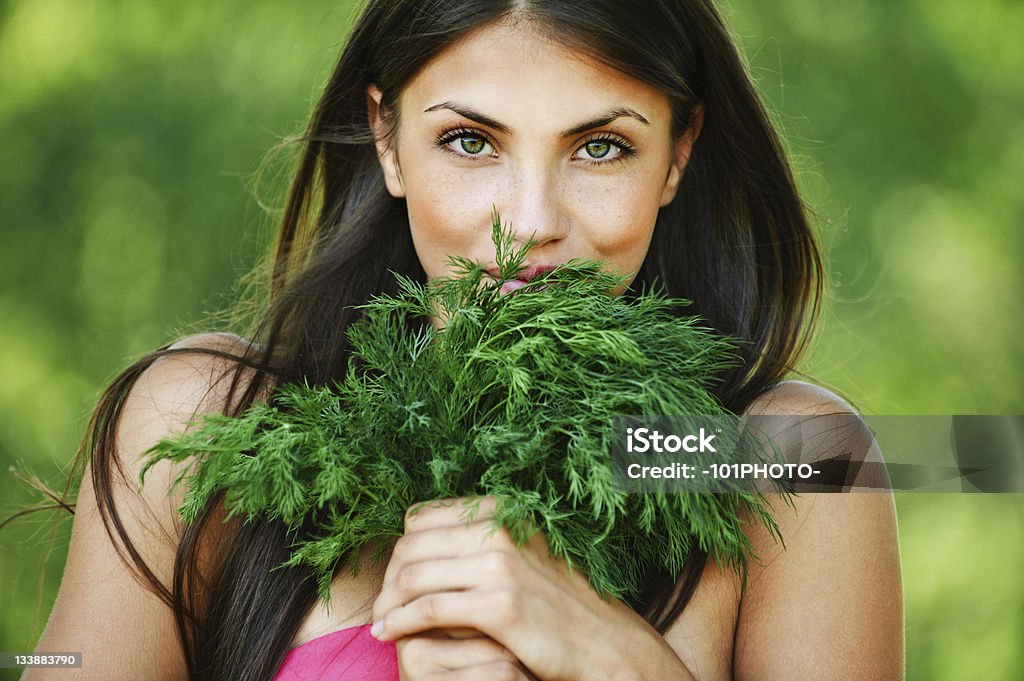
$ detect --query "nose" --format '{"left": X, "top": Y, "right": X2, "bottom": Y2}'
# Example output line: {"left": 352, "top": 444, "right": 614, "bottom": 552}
{"left": 500, "top": 164, "right": 568, "bottom": 248}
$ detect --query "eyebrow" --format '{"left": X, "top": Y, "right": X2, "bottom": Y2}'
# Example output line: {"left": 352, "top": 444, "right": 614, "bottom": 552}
{"left": 423, "top": 101, "right": 650, "bottom": 137}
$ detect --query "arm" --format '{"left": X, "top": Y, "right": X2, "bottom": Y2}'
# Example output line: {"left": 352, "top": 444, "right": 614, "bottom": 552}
{"left": 728, "top": 381, "right": 904, "bottom": 680}
{"left": 24, "top": 333, "right": 256, "bottom": 681}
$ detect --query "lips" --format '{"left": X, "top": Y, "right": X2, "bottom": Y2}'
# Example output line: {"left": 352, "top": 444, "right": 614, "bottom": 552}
{"left": 516, "top": 264, "right": 559, "bottom": 282}
{"left": 486, "top": 263, "right": 560, "bottom": 295}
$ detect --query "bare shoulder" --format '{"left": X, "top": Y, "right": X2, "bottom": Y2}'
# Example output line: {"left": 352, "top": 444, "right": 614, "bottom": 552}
{"left": 742, "top": 379, "right": 857, "bottom": 417}
{"left": 117, "top": 331, "right": 265, "bottom": 519}
{"left": 27, "top": 332, "right": 264, "bottom": 681}
{"left": 733, "top": 380, "right": 904, "bottom": 680}
{"left": 742, "top": 380, "right": 887, "bottom": 486}
{"left": 143, "top": 331, "right": 264, "bottom": 418}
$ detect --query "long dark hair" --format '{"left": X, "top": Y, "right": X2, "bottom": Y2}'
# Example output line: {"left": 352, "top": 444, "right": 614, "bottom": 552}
{"left": 66, "top": 1, "right": 822, "bottom": 678}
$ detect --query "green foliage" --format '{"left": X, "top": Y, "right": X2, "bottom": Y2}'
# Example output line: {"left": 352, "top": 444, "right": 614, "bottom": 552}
{"left": 143, "top": 212, "right": 779, "bottom": 603}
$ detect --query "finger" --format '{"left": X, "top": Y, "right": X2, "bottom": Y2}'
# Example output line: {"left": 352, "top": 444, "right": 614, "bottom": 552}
{"left": 397, "top": 633, "right": 518, "bottom": 671}
{"left": 404, "top": 496, "right": 500, "bottom": 533}
{"left": 405, "top": 499, "right": 540, "bottom": 552}
{"left": 373, "top": 588, "right": 519, "bottom": 642}
{"left": 375, "top": 551, "right": 519, "bottom": 618}
{"left": 382, "top": 519, "right": 511, "bottom": 586}
{"left": 421, "top": 660, "right": 536, "bottom": 681}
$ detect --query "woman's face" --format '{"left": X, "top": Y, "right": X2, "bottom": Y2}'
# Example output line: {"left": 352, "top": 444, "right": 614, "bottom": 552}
{"left": 368, "top": 19, "right": 698, "bottom": 292}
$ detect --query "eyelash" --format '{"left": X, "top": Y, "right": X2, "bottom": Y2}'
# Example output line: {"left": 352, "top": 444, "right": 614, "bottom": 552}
{"left": 433, "top": 127, "right": 637, "bottom": 166}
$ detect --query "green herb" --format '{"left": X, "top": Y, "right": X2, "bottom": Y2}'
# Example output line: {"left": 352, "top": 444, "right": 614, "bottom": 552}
{"left": 142, "top": 209, "right": 782, "bottom": 605}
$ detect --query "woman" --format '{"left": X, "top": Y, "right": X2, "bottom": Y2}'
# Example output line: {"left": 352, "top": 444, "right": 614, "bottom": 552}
{"left": 27, "top": 1, "right": 903, "bottom": 679}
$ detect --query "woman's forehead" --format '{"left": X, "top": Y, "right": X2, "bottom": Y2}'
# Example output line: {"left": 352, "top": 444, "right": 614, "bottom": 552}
{"left": 397, "top": 20, "right": 672, "bottom": 136}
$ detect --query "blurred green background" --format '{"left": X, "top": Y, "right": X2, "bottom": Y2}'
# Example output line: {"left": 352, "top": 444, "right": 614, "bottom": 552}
{"left": 1, "top": 1, "right": 1020, "bottom": 679}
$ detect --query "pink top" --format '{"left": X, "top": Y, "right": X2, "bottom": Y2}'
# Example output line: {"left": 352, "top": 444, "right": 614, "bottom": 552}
{"left": 273, "top": 624, "right": 399, "bottom": 681}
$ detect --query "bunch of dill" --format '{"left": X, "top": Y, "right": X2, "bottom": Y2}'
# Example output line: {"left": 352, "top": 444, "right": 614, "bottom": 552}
{"left": 143, "top": 212, "right": 780, "bottom": 605}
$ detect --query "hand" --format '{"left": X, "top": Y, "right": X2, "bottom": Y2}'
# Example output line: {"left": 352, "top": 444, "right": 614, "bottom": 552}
{"left": 370, "top": 495, "right": 658, "bottom": 681}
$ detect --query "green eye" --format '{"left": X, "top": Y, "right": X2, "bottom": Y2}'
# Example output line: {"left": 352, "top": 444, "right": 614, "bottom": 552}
{"left": 585, "top": 141, "right": 611, "bottom": 158}
{"left": 460, "top": 137, "right": 486, "bottom": 154}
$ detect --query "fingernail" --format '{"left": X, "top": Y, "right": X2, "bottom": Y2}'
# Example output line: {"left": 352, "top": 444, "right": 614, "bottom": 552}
{"left": 370, "top": 620, "right": 383, "bottom": 638}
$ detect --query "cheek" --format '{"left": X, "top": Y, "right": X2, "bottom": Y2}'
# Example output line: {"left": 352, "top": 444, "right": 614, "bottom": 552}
{"left": 568, "top": 166, "right": 665, "bottom": 272}
{"left": 402, "top": 163, "right": 500, "bottom": 279}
